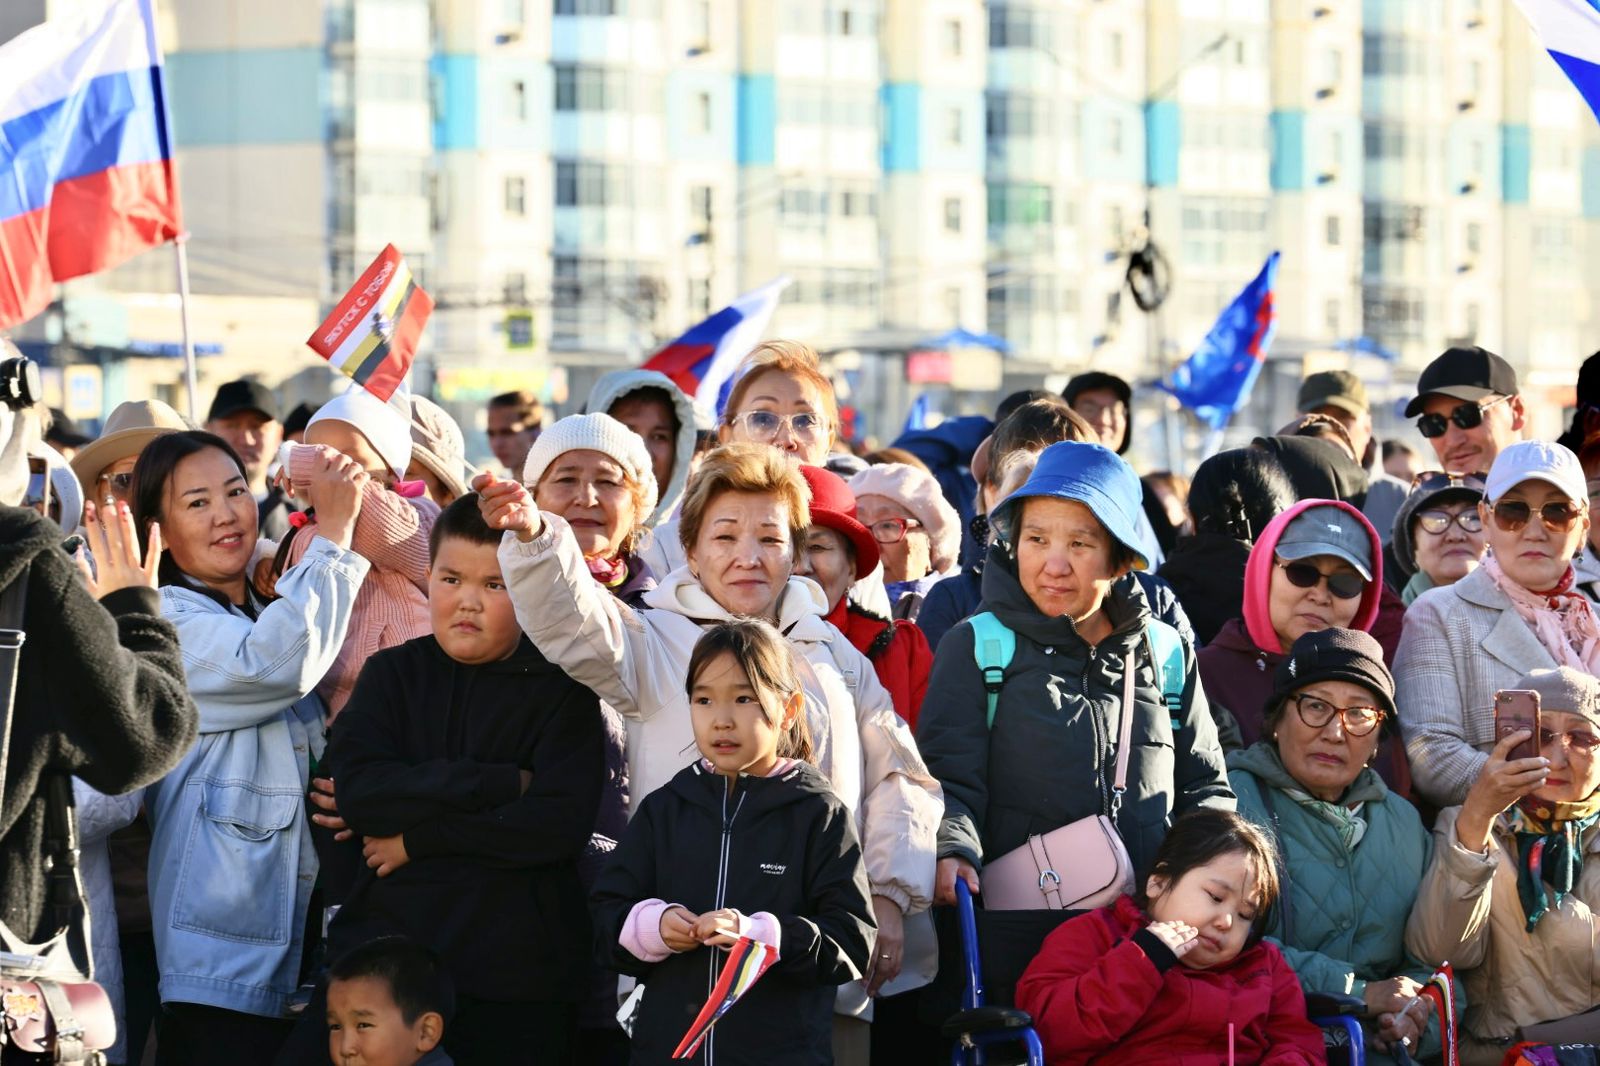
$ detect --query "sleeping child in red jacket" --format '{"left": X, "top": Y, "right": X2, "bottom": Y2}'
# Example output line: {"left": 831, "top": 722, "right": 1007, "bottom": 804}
{"left": 1016, "top": 809, "right": 1326, "bottom": 1066}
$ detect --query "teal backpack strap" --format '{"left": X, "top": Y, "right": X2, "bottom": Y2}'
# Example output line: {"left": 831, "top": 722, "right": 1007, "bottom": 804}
{"left": 968, "top": 611, "right": 1015, "bottom": 729}
{"left": 1144, "top": 620, "right": 1187, "bottom": 730}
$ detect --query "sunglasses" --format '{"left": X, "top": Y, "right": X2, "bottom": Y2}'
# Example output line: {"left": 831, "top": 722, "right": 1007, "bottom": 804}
{"left": 1277, "top": 559, "right": 1365, "bottom": 600}
{"left": 96, "top": 471, "right": 135, "bottom": 493}
{"left": 1415, "top": 508, "right": 1483, "bottom": 535}
{"left": 1540, "top": 727, "right": 1600, "bottom": 754}
{"left": 1415, "top": 396, "right": 1508, "bottom": 439}
{"left": 1288, "top": 694, "right": 1386, "bottom": 737}
{"left": 1489, "top": 499, "right": 1585, "bottom": 534}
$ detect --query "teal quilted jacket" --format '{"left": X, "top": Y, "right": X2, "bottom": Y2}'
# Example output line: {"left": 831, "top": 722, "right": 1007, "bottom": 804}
{"left": 1229, "top": 743, "right": 1448, "bottom": 1063}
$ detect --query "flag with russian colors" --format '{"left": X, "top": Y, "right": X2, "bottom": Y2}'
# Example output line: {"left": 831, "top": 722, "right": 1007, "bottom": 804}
{"left": 670, "top": 936, "right": 777, "bottom": 1059}
{"left": 307, "top": 244, "right": 433, "bottom": 403}
{"left": 1513, "top": 0, "right": 1600, "bottom": 124}
{"left": 0, "top": 0, "right": 182, "bottom": 330}
{"left": 1155, "top": 251, "right": 1280, "bottom": 431}
{"left": 642, "top": 277, "right": 789, "bottom": 411}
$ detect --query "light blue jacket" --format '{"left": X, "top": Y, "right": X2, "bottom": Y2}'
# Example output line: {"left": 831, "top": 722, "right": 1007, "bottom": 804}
{"left": 146, "top": 537, "right": 368, "bottom": 1017}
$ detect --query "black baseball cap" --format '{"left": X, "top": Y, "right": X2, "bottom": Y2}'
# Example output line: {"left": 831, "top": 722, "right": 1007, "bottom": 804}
{"left": 45, "top": 407, "right": 92, "bottom": 447}
{"left": 1404, "top": 346, "right": 1519, "bottom": 417}
{"left": 283, "top": 401, "right": 320, "bottom": 436}
{"left": 207, "top": 379, "right": 279, "bottom": 423}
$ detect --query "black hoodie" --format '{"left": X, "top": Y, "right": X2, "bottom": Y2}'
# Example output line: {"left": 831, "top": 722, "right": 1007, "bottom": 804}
{"left": 591, "top": 760, "right": 875, "bottom": 1066}
{"left": 0, "top": 505, "right": 197, "bottom": 943}
{"left": 326, "top": 633, "right": 603, "bottom": 1002}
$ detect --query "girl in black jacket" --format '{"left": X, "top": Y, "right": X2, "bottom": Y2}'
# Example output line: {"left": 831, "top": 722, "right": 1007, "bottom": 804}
{"left": 591, "top": 619, "right": 876, "bottom": 1066}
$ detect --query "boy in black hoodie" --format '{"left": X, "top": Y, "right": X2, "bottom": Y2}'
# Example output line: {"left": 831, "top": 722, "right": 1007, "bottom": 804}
{"left": 322, "top": 494, "right": 604, "bottom": 1065}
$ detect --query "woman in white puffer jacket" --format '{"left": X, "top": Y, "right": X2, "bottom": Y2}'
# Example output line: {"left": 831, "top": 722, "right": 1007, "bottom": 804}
{"left": 474, "top": 442, "right": 941, "bottom": 1056}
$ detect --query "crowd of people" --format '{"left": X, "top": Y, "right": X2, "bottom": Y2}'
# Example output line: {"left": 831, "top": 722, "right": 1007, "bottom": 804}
{"left": 7, "top": 335, "right": 1600, "bottom": 1066}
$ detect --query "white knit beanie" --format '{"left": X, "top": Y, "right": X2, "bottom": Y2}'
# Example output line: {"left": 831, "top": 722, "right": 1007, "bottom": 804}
{"left": 522, "top": 413, "right": 659, "bottom": 519}
{"left": 307, "top": 382, "right": 414, "bottom": 477}
{"left": 848, "top": 462, "right": 962, "bottom": 573}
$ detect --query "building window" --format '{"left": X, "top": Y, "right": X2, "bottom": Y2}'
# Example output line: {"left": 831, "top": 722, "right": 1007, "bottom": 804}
{"left": 554, "top": 0, "right": 621, "bottom": 14}
{"left": 1465, "top": 302, "right": 1481, "bottom": 337}
{"left": 945, "top": 18, "right": 962, "bottom": 56}
{"left": 944, "top": 107, "right": 963, "bottom": 147}
{"left": 689, "top": 184, "right": 713, "bottom": 225}
{"left": 1108, "top": 30, "right": 1124, "bottom": 71}
{"left": 1325, "top": 214, "right": 1341, "bottom": 246}
{"left": 1106, "top": 115, "right": 1124, "bottom": 155}
{"left": 943, "top": 196, "right": 962, "bottom": 233}
{"left": 691, "top": 0, "right": 711, "bottom": 46}
{"left": 552, "top": 63, "right": 635, "bottom": 112}
{"left": 944, "top": 286, "right": 962, "bottom": 324}
{"left": 504, "top": 175, "right": 526, "bottom": 216}
{"left": 839, "top": 185, "right": 877, "bottom": 218}
{"left": 693, "top": 90, "right": 712, "bottom": 133}
{"left": 688, "top": 277, "right": 711, "bottom": 315}
{"left": 509, "top": 79, "right": 527, "bottom": 121}
{"left": 504, "top": 272, "right": 528, "bottom": 304}
{"left": 1466, "top": 221, "right": 1482, "bottom": 255}
{"left": 504, "top": 0, "right": 526, "bottom": 24}
{"left": 1324, "top": 298, "right": 1341, "bottom": 335}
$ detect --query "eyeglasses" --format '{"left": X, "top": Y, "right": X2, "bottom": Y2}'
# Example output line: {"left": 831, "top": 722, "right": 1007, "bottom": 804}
{"left": 1416, "top": 396, "right": 1508, "bottom": 439}
{"left": 1276, "top": 559, "right": 1365, "bottom": 600}
{"left": 730, "top": 410, "right": 825, "bottom": 443}
{"left": 1288, "top": 694, "right": 1386, "bottom": 737}
{"left": 1489, "top": 499, "right": 1585, "bottom": 534}
{"left": 869, "top": 517, "right": 923, "bottom": 544}
{"left": 1540, "top": 728, "right": 1600, "bottom": 755}
{"left": 1415, "top": 508, "right": 1483, "bottom": 535}
{"left": 1410, "top": 471, "right": 1487, "bottom": 492}
{"left": 96, "top": 472, "right": 134, "bottom": 493}
{"left": 487, "top": 425, "right": 539, "bottom": 440}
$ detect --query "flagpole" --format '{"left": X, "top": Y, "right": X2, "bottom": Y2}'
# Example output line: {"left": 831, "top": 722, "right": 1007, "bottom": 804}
{"left": 174, "top": 234, "right": 197, "bottom": 422}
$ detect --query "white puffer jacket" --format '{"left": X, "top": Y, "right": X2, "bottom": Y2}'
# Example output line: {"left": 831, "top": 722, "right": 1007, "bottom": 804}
{"left": 500, "top": 515, "right": 942, "bottom": 1008}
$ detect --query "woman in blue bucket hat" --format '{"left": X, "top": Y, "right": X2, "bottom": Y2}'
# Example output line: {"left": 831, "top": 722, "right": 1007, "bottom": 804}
{"left": 915, "top": 440, "right": 1233, "bottom": 1009}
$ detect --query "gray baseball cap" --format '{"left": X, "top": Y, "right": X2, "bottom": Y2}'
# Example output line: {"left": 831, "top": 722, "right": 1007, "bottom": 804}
{"left": 1275, "top": 503, "right": 1373, "bottom": 581}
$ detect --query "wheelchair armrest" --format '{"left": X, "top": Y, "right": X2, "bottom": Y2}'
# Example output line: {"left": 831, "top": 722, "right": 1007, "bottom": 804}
{"left": 1305, "top": 992, "right": 1365, "bottom": 1018}
{"left": 940, "top": 1006, "right": 1036, "bottom": 1041}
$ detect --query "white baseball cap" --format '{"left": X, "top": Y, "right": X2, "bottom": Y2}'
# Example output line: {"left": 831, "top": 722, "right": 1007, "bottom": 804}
{"left": 1484, "top": 440, "right": 1589, "bottom": 507}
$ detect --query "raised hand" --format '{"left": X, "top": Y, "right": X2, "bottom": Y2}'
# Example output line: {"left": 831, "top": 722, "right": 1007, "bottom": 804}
{"left": 306, "top": 449, "right": 367, "bottom": 549}
{"left": 471, "top": 471, "right": 540, "bottom": 542}
{"left": 1457, "top": 730, "right": 1550, "bottom": 851}
{"left": 77, "top": 500, "right": 162, "bottom": 598}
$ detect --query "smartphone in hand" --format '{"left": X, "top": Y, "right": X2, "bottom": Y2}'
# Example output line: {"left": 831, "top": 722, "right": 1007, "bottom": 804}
{"left": 1495, "top": 689, "right": 1542, "bottom": 763}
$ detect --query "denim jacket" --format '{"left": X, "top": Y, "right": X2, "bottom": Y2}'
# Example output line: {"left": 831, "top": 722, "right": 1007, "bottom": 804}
{"left": 146, "top": 537, "right": 368, "bottom": 1017}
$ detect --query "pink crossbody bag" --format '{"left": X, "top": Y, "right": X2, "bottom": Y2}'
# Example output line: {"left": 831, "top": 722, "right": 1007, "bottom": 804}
{"left": 977, "top": 648, "right": 1138, "bottom": 912}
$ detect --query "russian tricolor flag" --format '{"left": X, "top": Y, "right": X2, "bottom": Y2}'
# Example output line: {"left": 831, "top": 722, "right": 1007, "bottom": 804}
{"left": 1515, "top": 0, "right": 1600, "bottom": 124}
{"left": 0, "top": 0, "right": 182, "bottom": 329}
{"left": 642, "top": 277, "right": 789, "bottom": 411}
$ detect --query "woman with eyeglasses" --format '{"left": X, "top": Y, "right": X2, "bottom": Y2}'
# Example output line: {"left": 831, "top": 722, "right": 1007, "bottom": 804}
{"left": 1196, "top": 499, "right": 1387, "bottom": 755}
{"left": 846, "top": 462, "right": 960, "bottom": 621}
{"left": 1228, "top": 629, "right": 1439, "bottom": 1063}
{"left": 1407, "top": 667, "right": 1600, "bottom": 1063}
{"left": 1389, "top": 473, "right": 1488, "bottom": 605}
{"left": 1397, "top": 441, "right": 1598, "bottom": 810}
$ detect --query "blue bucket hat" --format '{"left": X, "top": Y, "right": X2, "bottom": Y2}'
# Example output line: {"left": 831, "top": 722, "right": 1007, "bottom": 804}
{"left": 991, "top": 440, "right": 1149, "bottom": 570}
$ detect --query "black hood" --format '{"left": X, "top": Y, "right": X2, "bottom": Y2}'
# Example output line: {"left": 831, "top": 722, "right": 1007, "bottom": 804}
{"left": 665, "top": 757, "right": 837, "bottom": 819}
{"left": 1156, "top": 532, "right": 1250, "bottom": 646}
{"left": 0, "top": 506, "right": 66, "bottom": 591}
{"left": 1252, "top": 435, "right": 1368, "bottom": 509}
{"left": 979, "top": 540, "right": 1151, "bottom": 650}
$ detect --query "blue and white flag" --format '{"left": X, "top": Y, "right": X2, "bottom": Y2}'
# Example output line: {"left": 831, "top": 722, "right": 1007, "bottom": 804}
{"left": 1513, "top": 0, "right": 1600, "bottom": 124}
{"left": 1156, "top": 252, "right": 1280, "bottom": 431}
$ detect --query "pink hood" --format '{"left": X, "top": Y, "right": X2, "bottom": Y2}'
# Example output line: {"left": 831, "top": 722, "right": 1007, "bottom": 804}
{"left": 1241, "top": 498, "right": 1383, "bottom": 654}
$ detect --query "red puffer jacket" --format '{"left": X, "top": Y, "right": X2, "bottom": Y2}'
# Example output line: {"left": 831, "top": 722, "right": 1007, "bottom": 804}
{"left": 1016, "top": 895, "right": 1325, "bottom": 1066}
{"left": 825, "top": 600, "right": 932, "bottom": 729}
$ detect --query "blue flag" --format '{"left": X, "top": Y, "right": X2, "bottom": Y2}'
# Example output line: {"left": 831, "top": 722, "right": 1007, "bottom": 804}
{"left": 1157, "top": 251, "right": 1280, "bottom": 430}
{"left": 902, "top": 393, "right": 934, "bottom": 434}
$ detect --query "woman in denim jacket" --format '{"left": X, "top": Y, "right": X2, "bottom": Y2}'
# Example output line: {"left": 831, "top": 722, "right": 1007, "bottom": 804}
{"left": 130, "top": 431, "right": 370, "bottom": 1063}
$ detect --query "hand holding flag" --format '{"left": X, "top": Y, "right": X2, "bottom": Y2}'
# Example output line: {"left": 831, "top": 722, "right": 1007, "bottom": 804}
{"left": 670, "top": 936, "right": 778, "bottom": 1059}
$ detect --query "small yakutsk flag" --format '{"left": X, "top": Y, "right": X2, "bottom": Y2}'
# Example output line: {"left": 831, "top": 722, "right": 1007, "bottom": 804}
{"left": 308, "top": 244, "right": 433, "bottom": 402}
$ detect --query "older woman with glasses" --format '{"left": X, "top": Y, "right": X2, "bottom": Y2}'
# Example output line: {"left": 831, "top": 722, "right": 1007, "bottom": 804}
{"left": 1408, "top": 668, "right": 1600, "bottom": 1063}
{"left": 1390, "top": 473, "right": 1488, "bottom": 605}
{"left": 847, "top": 462, "right": 960, "bottom": 620}
{"left": 1399, "top": 441, "right": 1597, "bottom": 809}
{"left": 1229, "top": 629, "right": 1438, "bottom": 1062}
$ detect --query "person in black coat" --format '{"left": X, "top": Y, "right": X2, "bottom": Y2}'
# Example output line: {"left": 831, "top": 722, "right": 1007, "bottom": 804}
{"left": 591, "top": 619, "right": 875, "bottom": 1066}
{"left": 0, "top": 491, "right": 198, "bottom": 950}
{"left": 282, "top": 496, "right": 604, "bottom": 1066}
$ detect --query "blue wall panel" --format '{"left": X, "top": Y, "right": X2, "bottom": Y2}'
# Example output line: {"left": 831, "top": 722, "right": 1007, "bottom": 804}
{"left": 1269, "top": 110, "right": 1304, "bottom": 191}
{"left": 432, "top": 54, "right": 479, "bottom": 151}
{"left": 1585, "top": 146, "right": 1600, "bottom": 219}
{"left": 736, "top": 74, "right": 775, "bottom": 166}
{"left": 1146, "top": 100, "right": 1180, "bottom": 188}
{"left": 167, "top": 49, "right": 323, "bottom": 146}
{"left": 1502, "top": 123, "right": 1530, "bottom": 205}
{"left": 881, "top": 82, "right": 921, "bottom": 173}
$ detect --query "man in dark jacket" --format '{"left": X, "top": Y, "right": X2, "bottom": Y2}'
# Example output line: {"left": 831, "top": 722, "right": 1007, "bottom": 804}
{"left": 318, "top": 496, "right": 604, "bottom": 1066}
{"left": 0, "top": 459, "right": 199, "bottom": 947}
